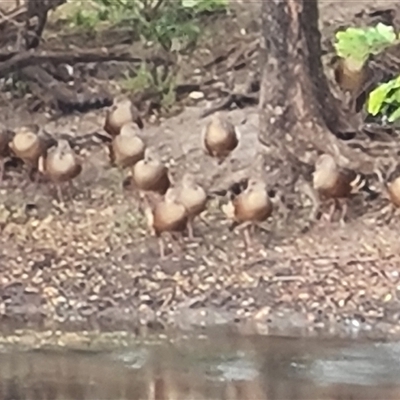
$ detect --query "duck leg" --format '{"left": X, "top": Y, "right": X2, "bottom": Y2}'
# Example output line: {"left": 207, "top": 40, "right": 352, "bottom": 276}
{"left": 67, "top": 181, "right": 77, "bottom": 202}
{"left": 298, "top": 180, "right": 321, "bottom": 222}
{"left": 55, "top": 184, "right": 65, "bottom": 204}
{"left": 119, "top": 169, "right": 126, "bottom": 196}
{"left": 338, "top": 199, "right": 348, "bottom": 227}
{"left": 243, "top": 226, "right": 252, "bottom": 249}
{"left": 170, "top": 232, "right": 184, "bottom": 255}
{"left": 237, "top": 221, "right": 253, "bottom": 249}
{"left": 328, "top": 199, "right": 339, "bottom": 222}
{"left": 186, "top": 217, "right": 195, "bottom": 240}
{"left": 0, "top": 159, "right": 4, "bottom": 183}
{"left": 158, "top": 237, "right": 166, "bottom": 259}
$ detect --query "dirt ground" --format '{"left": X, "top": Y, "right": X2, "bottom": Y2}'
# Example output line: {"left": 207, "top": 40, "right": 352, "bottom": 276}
{"left": 0, "top": 0, "right": 400, "bottom": 340}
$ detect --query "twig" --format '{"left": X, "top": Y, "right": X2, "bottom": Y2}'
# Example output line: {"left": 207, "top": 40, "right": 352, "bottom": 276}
{"left": 202, "top": 44, "right": 239, "bottom": 70}
{"left": 271, "top": 275, "right": 306, "bottom": 282}
{"left": 200, "top": 91, "right": 259, "bottom": 118}
{"left": 0, "top": 5, "right": 26, "bottom": 29}
{"left": 225, "top": 38, "right": 259, "bottom": 70}
{"left": 200, "top": 94, "right": 236, "bottom": 118}
{"left": 346, "top": 137, "right": 400, "bottom": 158}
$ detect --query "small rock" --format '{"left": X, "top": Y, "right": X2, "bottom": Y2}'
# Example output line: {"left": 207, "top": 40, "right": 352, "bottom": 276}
{"left": 189, "top": 91, "right": 205, "bottom": 100}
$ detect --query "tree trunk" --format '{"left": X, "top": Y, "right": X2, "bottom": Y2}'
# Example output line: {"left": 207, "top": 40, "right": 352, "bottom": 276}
{"left": 258, "top": 0, "right": 368, "bottom": 180}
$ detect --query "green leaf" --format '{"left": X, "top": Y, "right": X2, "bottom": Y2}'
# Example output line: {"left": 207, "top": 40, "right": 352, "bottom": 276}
{"left": 182, "top": 0, "right": 198, "bottom": 8}
{"left": 383, "top": 76, "right": 400, "bottom": 101}
{"left": 334, "top": 28, "right": 369, "bottom": 62}
{"left": 367, "top": 81, "right": 394, "bottom": 115}
{"left": 366, "top": 24, "right": 397, "bottom": 54}
{"left": 334, "top": 23, "right": 398, "bottom": 63}
{"left": 388, "top": 106, "right": 400, "bottom": 122}
{"left": 367, "top": 75, "right": 400, "bottom": 118}
{"left": 387, "top": 88, "right": 400, "bottom": 103}
{"left": 375, "top": 23, "right": 396, "bottom": 43}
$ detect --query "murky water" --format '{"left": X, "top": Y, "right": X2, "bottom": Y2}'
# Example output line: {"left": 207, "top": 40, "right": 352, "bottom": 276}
{"left": 1, "top": 331, "right": 400, "bottom": 400}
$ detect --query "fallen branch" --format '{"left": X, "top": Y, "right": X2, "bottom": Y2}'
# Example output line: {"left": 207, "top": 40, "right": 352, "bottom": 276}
{"left": 200, "top": 91, "right": 259, "bottom": 118}
{"left": 19, "top": 65, "right": 112, "bottom": 113}
{"left": 200, "top": 72, "right": 260, "bottom": 118}
{"left": 0, "top": 47, "right": 171, "bottom": 78}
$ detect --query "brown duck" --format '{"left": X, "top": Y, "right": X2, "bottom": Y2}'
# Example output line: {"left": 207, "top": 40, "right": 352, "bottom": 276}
{"left": 38, "top": 139, "right": 82, "bottom": 202}
{"left": 9, "top": 124, "right": 56, "bottom": 181}
{"left": 333, "top": 57, "right": 368, "bottom": 95}
{"left": 313, "top": 154, "right": 370, "bottom": 224}
{"left": 109, "top": 122, "right": 145, "bottom": 169}
{"left": 132, "top": 151, "right": 170, "bottom": 196}
{"left": 144, "top": 187, "right": 188, "bottom": 258}
{"left": 176, "top": 173, "right": 207, "bottom": 239}
{"left": 332, "top": 56, "right": 374, "bottom": 112}
{"left": 222, "top": 177, "right": 272, "bottom": 248}
{"left": 377, "top": 162, "right": 400, "bottom": 209}
{"left": 371, "top": 161, "right": 400, "bottom": 222}
{"left": 104, "top": 98, "right": 143, "bottom": 137}
{"left": 202, "top": 112, "right": 239, "bottom": 164}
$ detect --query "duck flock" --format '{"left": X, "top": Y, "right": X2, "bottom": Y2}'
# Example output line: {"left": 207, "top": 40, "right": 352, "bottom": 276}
{"left": 0, "top": 97, "right": 398, "bottom": 258}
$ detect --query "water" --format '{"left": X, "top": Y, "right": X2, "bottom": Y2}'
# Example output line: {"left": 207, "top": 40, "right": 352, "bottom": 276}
{"left": 1, "top": 332, "right": 400, "bottom": 399}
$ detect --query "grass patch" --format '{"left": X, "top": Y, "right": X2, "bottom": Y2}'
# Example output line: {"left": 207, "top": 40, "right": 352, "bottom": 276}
{"left": 54, "top": 0, "right": 227, "bottom": 111}
{"left": 64, "top": 0, "right": 228, "bottom": 51}
{"left": 120, "top": 63, "right": 177, "bottom": 111}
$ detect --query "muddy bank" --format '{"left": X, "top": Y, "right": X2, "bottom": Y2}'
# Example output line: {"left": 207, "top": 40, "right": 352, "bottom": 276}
{"left": 1, "top": 0, "right": 400, "bottom": 341}
{"left": 0, "top": 105, "right": 399, "bottom": 340}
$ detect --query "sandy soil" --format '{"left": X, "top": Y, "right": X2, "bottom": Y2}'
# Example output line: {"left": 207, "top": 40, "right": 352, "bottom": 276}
{"left": 0, "top": 0, "right": 400, "bottom": 340}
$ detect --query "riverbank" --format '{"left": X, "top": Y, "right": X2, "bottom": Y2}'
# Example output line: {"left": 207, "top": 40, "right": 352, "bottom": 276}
{"left": 0, "top": 104, "right": 399, "bottom": 340}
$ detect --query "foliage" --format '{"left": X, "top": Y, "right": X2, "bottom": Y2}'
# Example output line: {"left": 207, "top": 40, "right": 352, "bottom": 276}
{"left": 68, "top": 0, "right": 228, "bottom": 51}
{"left": 120, "top": 63, "right": 177, "bottom": 111}
{"left": 334, "top": 23, "right": 397, "bottom": 65}
{"left": 66, "top": 0, "right": 226, "bottom": 108}
{"left": 334, "top": 23, "right": 400, "bottom": 122}
{"left": 65, "top": 0, "right": 227, "bottom": 109}
{"left": 368, "top": 76, "right": 400, "bottom": 123}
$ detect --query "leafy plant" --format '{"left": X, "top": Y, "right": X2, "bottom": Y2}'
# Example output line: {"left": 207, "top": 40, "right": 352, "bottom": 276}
{"left": 120, "top": 63, "right": 177, "bottom": 111}
{"left": 334, "top": 23, "right": 398, "bottom": 65}
{"left": 368, "top": 76, "right": 400, "bottom": 123}
{"left": 138, "top": 4, "right": 202, "bottom": 51}
{"left": 335, "top": 28, "right": 370, "bottom": 64}
{"left": 67, "top": 0, "right": 227, "bottom": 51}
{"left": 121, "top": 64, "right": 155, "bottom": 93}
{"left": 335, "top": 23, "right": 400, "bottom": 122}
{"left": 64, "top": 0, "right": 227, "bottom": 110}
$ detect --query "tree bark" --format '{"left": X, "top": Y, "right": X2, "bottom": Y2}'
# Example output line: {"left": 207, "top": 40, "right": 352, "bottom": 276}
{"left": 258, "top": 0, "right": 368, "bottom": 179}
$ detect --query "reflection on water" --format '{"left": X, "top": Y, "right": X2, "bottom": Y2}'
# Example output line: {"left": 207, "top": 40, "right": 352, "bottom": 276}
{"left": 1, "top": 332, "right": 400, "bottom": 399}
